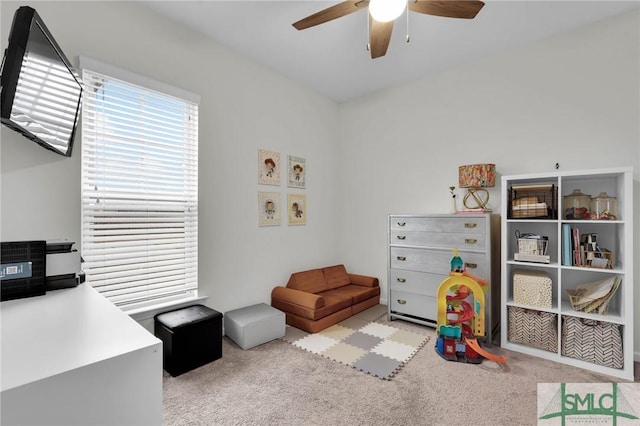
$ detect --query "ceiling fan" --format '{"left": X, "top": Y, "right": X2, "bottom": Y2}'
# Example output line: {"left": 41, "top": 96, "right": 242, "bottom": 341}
{"left": 293, "top": 0, "right": 485, "bottom": 59}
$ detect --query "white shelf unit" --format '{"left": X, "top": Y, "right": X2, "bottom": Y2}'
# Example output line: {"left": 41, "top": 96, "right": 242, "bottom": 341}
{"left": 500, "top": 167, "right": 634, "bottom": 381}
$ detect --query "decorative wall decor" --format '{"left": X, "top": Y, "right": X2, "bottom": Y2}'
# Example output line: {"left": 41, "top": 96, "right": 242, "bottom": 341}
{"left": 258, "top": 192, "right": 281, "bottom": 226}
{"left": 287, "top": 193, "right": 306, "bottom": 225}
{"left": 288, "top": 155, "right": 306, "bottom": 188}
{"left": 258, "top": 149, "right": 280, "bottom": 185}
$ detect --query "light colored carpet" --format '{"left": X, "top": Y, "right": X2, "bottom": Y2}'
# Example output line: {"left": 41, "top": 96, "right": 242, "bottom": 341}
{"left": 163, "top": 305, "right": 636, "bottom": 425}
{"left": 281, "top": 304, "right": 429, "bottom": 380}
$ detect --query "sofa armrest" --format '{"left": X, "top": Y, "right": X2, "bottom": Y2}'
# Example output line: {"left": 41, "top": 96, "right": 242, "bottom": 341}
{"left": 271, "top": 286, "right": 325, "bottom": 310}
{"left": 348, "top": 274, "right": 379, "bottom": 288}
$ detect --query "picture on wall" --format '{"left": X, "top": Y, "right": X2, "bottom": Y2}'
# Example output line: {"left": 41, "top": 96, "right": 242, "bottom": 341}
{"left": 288, "top": 193, "right": 306, "bottom": 226}
{"left": 258, "top": 192, "right": 281, "bottom": 226}
{"left": 258, "top": 149, "right": 280, "bottom": 185}
{"left": 288, "top": 155, "right": 306, "bottom": 188}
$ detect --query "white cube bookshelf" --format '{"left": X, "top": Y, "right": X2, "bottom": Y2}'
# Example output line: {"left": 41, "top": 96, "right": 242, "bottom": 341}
{"left": 500, "top": 167, "right": 634, "bottom": 381}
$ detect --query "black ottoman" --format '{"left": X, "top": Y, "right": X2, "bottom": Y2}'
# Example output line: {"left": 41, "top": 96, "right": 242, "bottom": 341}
{"left": 154, "top": 304, "right": 222, "bottom": 376}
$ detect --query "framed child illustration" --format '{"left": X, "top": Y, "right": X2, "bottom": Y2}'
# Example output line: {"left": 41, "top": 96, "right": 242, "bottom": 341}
{"left": 258, "top": 192, "right": 281, "bottom": 226}
{"left": 288, "top": 155, "right": 305, "bottom": 189}
{"left": 288, "top": 193, "right": 306, "bottom": 225}
{"left": 258, "top": 149, "right": 280, "bottom": 185}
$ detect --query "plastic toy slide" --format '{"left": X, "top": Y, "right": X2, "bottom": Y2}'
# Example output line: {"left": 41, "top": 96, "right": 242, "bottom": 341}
{"left": 447, "top": 301, "right": 474, "bottom": 324}
{"left": 464, "top": 338, "right": 507, "bottom": 363}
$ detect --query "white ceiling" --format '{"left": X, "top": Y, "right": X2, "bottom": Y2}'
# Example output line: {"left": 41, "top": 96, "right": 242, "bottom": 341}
{"left": 141, "top": 1, "right": 640, "bottom": 103}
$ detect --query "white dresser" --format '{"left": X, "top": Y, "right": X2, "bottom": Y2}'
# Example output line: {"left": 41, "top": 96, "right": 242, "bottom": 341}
{"left": 388, "top": 213, "right": 500, "bottom": 344}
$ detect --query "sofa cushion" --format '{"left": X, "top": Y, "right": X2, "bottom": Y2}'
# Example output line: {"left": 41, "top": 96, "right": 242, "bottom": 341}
{"left": 322, "top": 264, "right": 351, "bottom": 290}
{"left": 285, "top": 307, "right": 352, "bottom": 334}
{"left": 287, "top": 269, "right": 328, "bottom": 294}
{"left": 315, "top": 289, "right": 355, "bottom": 318}
{"left": 271, "top": 286, "right": 324, "bottom": 310}
{"left": 275, "top": 289, "right": 351, "bottom": 321}
{"left": 332, "top": 284, "right": 381, "bottom": 304}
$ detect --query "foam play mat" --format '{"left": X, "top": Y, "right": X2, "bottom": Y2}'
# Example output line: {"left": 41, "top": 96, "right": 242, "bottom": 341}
{"left": 282, "top": 307, "right": 430, "bottom": 380}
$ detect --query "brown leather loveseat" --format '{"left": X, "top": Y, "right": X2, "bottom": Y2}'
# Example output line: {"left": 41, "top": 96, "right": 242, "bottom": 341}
{"left": 271, "top": 264, "right": 380, "bottom": 333}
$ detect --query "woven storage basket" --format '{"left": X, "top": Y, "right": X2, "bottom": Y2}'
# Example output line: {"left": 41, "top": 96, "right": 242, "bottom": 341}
{"left": 561, "top": 316, "right": 623, "bottom": 369}
{"left": 513, "top": 269, "right": 552, "bottom": 308}
{"left": 508, "top": 306, "right": 557, "bottom": 352}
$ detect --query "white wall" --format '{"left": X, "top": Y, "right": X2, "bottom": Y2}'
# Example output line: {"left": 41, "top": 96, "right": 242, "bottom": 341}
{"left": 337, "top": 10, "right": 640, "bottom": 355}
{"left": 0, "top": 1, "right": 341, "bottom": 317}
{"left": 1, "top": 2, "right": 639, "bottom": 357}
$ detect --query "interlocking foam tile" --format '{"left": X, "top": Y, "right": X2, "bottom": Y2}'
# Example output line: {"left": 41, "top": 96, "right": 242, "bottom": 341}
{"left": 281, "top": 306, "right": 430, "bottom": 380}
{"left": 282, "top": 326, "right": 308, "bottom": 343}
{"left": 343, "top": 331, "right": 383, "bottom": 351}
{"left": 359, "top": 322, "right": 398, "bottom": 339}
{"left": 293, "top": 334, "right": 339, "bottom": 354}
{"left": 352, "top": 352, "right": 400, "bottom": 379}
{"left": 322, "top": 342, "right": 368, "bottom": 365}
{"left": 317, "top": 324, "right": 356, "bottom": 341}
{"left": 337, "top": 316, "right": 370, "bottom": 331}
{"left": 371, "top": 339, "right": 417, "bottom": 362}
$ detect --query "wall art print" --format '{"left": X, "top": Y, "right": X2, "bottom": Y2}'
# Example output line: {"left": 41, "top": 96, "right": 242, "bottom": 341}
{"left": 288, "top": 193, "right": 306, "bottom": 226}
{"left": 288, "top": 155, "right": 306, "bottom": 188}
{"left": 258, "top": 149, "right": 280, "bottom": 185}
{"left": 258, "top": 192, "right": 281, "bottom": 226}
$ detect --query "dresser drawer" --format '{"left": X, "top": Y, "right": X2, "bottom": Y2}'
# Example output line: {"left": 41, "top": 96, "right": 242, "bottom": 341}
{"left": 389, "top": 269, "right": 445, "bottom": 297}
{"left": 390, "top": 216, "right": 485, "bottom": 234}
{"left": 390, "top": 231, "right": 486, "bottom": 251}
{"left": 390, "top": 290, "right": 437, "bottom": 321}
{"left": 390, "top": 247, "right": 488, "bottom": 278}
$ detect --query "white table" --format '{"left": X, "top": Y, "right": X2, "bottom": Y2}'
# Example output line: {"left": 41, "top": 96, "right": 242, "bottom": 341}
{"left": 1, "top": 283, "right": 162, "bottom": 425}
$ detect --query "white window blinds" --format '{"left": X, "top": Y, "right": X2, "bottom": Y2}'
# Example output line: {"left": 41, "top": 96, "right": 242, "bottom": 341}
{"left": 81, "top": 59, "right": 199, "bottom": 312}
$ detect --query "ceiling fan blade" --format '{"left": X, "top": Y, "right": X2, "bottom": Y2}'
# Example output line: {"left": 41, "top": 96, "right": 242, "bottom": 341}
{"left": 408, "top": 1, "right": 485, "bottom": 19}
{"left": 293, "top": 1, "right": 368, "bottom": 30}
{"left": 369, "top": 18, "right": 393, "bottom": 59}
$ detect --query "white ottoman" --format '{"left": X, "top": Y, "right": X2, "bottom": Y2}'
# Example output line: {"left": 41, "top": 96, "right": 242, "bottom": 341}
{"left": 224, "top": 303, "right": 285, "bottom": 349}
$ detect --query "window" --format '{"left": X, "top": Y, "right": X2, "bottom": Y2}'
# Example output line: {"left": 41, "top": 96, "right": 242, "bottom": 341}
{"left": 80, "top": 58, "right": 199, "bottom": 313}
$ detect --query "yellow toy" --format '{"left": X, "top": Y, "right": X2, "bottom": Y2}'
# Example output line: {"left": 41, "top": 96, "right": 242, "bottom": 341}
{"left": 434, "top": 249, "right": 506, "bottom": 364}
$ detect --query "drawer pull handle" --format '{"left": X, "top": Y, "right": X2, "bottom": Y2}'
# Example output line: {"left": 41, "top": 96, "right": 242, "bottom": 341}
{"left": 397, "top": 222, "right": 406, "bottom": 226}
{"left": 396, "top": 256, "right": 406, "bottom": 261}
{"left": 397, "top": 235, "right": 406, "bottom": 240}
{"left": 465, "top": 223, "right": 477, "bottom": 228}
{"left": 397, "top": 299, "right": 407, "bottom": 305}
{"left": 465, "top": 238, "right": 477, "bottom": 244}
{"left": 397, "top": 278, "right": 406, "bottom": 283}
{"left": 465, "top": 262, "right": 478, "bottom": 269}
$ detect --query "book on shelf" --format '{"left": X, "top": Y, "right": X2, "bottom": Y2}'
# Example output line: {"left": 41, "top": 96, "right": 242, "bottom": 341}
{"left": 562, "top": 224, "right": 572, "bottom": 266}
{"left": 572, "top": 227, "right": 581, "bottom": 266}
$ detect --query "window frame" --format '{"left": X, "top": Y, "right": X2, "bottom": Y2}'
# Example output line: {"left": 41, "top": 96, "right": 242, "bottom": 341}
{"left": 79, "top": 57, "right": 200, "bottom": 315}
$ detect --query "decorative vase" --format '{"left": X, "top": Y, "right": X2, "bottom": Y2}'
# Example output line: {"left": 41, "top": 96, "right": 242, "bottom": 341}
{"left": 450, "top": 197, "right": 457, "bottom": 214}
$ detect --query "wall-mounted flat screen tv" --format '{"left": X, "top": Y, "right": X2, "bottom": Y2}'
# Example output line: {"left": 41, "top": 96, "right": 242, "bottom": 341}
{"left": 0, "top": 6, "right": 83, "bottom": 157}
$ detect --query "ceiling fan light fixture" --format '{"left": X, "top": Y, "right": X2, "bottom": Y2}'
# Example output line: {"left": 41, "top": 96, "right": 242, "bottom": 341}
{"left": 369, "top": 0, "right": 406, "bottom": 23}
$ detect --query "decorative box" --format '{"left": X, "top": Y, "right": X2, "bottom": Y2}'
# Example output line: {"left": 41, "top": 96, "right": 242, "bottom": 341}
{"left": 508, "top": 184, "right": 557, "bottom": 219}
{"left": 513, "top": 269, "right": 552, "bottom": 308}
{"left": 508, "top": 307, "right": 558, "bottom": 352}
{"left": 561, "top": 316, "right": 623, "bottom": 369}
{"left": 154, "top": 304, "right": 223, "bottom": 376}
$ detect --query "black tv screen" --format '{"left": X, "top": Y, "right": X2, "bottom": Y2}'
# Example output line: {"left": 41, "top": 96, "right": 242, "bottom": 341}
{"left": 0, "top": 6, "right": 83, "bottom": 157}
